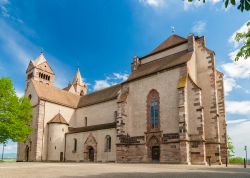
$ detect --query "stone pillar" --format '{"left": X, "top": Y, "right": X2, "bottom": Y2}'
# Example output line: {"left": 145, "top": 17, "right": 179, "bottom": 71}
{"left": 177, "top": 66, "right": 190, "bottom": 164}
{"left": 35, "top": 100, "right": 45, "bottom": 161}
{"left": 216, "top": 71, "right": 227, "bottom": 164}
{"left": 205, "top": 52, "right": 222, "bottom": 165}
{"left": 116, "top": 86, "right": 129, "bottom": 162}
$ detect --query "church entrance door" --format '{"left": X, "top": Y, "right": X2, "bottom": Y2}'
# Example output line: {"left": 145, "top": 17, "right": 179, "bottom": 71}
{"left": 60, "top": 152, "right": 64, "bottom": 162}
{"left": 88, "top": 146, "right": 94, "bottom": 162}
{"left": 152, "top": 146, "right": 160, "bottom": 161}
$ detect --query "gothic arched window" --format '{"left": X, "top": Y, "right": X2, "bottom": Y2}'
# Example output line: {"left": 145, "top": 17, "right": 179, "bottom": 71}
{"left": 105, "top": 135, "right": 111, "bottom": 152}
{"left": 73, "top": 138, "right": 77, "bottom": 153}
{"left": 147, "top": 89, "right": 160, "bottom": 130}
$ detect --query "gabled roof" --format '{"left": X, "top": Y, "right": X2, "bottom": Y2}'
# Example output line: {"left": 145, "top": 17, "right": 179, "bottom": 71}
{"left": 127, "top": 50, "right": 193, "bottom": 82}
{"left": 77, "top": 84, "right": 121, "bottom": 108}
{"left": 48, "top": 113, "right": 68, "bottom": 125}
{"left": 143, "top": 35, "right": 188, "bottom": 58}
{"left": 31, "top": 79, "right": 120, "bottom": 108}
{"left": 32, "top": 80, "right": 80, "bottom": 108}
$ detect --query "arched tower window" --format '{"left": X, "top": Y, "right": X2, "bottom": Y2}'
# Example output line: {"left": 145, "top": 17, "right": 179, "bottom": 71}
{"left": 147, "top": 89, "right": 160, "bottom": 130}
{"left": 73, "top": 138, "right": 77, "bottom": 153}
{"left": 105, "top": 135, "right": 111, "bottom": 152}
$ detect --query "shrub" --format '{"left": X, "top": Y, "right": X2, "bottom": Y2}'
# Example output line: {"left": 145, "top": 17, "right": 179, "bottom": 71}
{"left": 229, "top": 157, "right": 244, "bottom": 164}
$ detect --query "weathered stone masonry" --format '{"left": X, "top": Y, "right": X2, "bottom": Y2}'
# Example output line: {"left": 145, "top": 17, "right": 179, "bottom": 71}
{"left": 17, "top": 34, "right": 227, "bottom": 165}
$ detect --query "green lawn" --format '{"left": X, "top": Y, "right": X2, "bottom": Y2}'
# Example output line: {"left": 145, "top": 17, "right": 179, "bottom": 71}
{"left": 0, "top": 159, "right": 16, "bottom": 163}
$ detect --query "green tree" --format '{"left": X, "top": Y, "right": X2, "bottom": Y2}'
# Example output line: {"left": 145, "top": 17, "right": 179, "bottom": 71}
{"left": 235, "top": 21, "right": 250, "bottom": 61}
{"left": 187, "top": 0, "right": 250, "bottom": 11}
{"left": 0, "top": 77, "right": 32, "bottom": 145}
{"left": 227, "top": 136, "right": 235, "bottom": 158}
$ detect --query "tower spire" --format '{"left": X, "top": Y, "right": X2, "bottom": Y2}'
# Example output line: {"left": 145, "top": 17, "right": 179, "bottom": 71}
{"left": 73, "top": 67, "right": 83, "bottom": 85}
{"left": 69, "top": 67, "right": 87, "bottom": 96}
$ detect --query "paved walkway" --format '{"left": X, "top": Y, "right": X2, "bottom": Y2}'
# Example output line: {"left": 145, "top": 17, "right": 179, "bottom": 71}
{"left": 0, "top": 162, "right": 249, "bottom": 178}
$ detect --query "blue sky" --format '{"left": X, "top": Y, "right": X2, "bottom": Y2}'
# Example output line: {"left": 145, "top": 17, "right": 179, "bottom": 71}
{"left": 0, "top": 0, "right": 249, "bottom": 157}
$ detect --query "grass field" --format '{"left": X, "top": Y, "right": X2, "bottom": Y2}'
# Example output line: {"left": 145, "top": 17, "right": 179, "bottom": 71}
{"left": 0, "top": 159, "right": 16, "bottom": 163}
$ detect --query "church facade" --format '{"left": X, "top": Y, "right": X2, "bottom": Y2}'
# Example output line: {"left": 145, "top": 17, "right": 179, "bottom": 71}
{"left": 17, "top": 34, "right": 227, "bottom": 165}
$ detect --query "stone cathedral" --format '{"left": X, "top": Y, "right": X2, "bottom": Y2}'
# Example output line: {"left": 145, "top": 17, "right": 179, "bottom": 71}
{"left": 17, "top": 34, "right": 227, "bottom": 165}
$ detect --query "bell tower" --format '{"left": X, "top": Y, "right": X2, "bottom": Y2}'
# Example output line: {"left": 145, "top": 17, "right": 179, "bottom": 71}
{"left": 26, "top": 53, "right": 55, "bottom": 89}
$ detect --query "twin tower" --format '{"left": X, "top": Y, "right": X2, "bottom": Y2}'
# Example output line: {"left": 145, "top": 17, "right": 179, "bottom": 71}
{"left": 26, "top": 53, "right": 87, "bottom": 96}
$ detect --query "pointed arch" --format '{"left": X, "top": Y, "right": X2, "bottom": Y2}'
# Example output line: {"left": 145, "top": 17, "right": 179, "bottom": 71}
{"left": 147, "top": 89, "right": 160, "bottom": 131}
{"left": 84, "top": 133, "right": 97, "bottom": 162}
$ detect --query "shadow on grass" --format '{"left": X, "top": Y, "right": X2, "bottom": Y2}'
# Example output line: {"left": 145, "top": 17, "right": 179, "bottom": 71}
{"left": 61, "top": 171, "right": 250, "bottom": 178}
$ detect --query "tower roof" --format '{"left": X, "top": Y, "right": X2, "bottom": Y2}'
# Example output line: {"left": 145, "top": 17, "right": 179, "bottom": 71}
{"left": 33, "top": 53, "right": 47, "bottom": 66}
{"left": 73, "top": 67, "right": 83, "bottom": 85}
{"left": 48, "top": 113, "right": 68, "bottom": 125}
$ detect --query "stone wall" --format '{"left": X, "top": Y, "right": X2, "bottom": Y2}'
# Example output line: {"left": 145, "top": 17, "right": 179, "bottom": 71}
{"left": 65, "top": 128, "right": 116, "bottom": 162}
{"left": 75, "top": 100, "right": 117, "bottom": 128}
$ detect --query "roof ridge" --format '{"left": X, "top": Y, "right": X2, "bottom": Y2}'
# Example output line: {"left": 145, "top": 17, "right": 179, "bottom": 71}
{"left": 82, "top": 84, "right": 121, "bottom": 97}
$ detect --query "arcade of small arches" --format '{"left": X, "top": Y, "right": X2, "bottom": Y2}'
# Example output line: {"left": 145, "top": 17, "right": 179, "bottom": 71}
{"left": 39, "top": 72, "right": 51, "bottom": 81}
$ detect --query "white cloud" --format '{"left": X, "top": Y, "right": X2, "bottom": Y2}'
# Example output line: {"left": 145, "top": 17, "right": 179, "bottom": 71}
{"left": 227, "top": 119, "right": 248, "bottom": 124}
{"left": 93, "top": 72, "right": 129, "bottom": 91}
{"left": 93, "top": 80, "right": 111, "bottom": 91}
{"left": 221, "top": 50, "right": 250, "bottom": 79}
{"left": 0, "top": 0, "right": 23, "bottom": 23}
{"left": 184, "top": 0, "right": 203, "bottom": 10}
{"left": 226, "top": 100, "right": 250, "bottom": 115}
{"left": 183, "top": 0, "right": 221, "bottom": 10}
{"left": 0, "top": 20, "right": 71, "bottom": 89}
{"left": 227, "top": 120, "right": 250, "bottom": 157}
{"left": 192, "top": 21, "right": 206, "bottom": 34}
{"left": 0, "top": 20, "right": 38, "bottom": 67}
{"left": 210, "top": 0, "right": 221, "bottom": 4}
{"left": 0, "top": 0, "right": 9, "bottom": 5}
{"left": 223, "top": 77, "right": 240, "bottom": 95}
{"left": 138, "top": 0, "right": 166, "bottom": 8}
{"left": 0, "top": 0, "right": 9, "bottom": 17}
{"left": 229, "top": 21, "right": 250, "bottom": 49}
{"left": 111, "top": 73, "right": 129, "bottom": 81}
